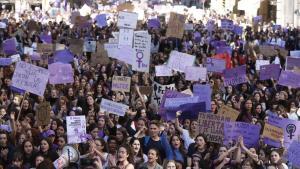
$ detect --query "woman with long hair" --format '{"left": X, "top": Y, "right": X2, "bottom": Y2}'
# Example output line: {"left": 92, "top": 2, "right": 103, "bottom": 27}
{"left": 38, "top": 138, "right": 59, "bottom": 161}
{"left": 140, "top": 148, "right": 163, "bottom": 169}
{"left": 129, "top": 138, "right": 147, "bottom": 168}
{"left": 116, "top": 144, "right": 134, "bottom": 169}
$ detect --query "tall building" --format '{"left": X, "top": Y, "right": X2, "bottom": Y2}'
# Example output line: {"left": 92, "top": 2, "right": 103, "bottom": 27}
{"left": 276, "top": 0, "right": 300, "bottom": 27}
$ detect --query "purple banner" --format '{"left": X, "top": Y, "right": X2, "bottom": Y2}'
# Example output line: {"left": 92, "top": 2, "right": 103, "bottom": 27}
{"left": 49, "top": 63, "right": 74, "bottom": 84}
{"left": 0, "top": 58, "right": 12, "bottom": 66}
{"left": 211, "top": 40, "right": 227, "bottom": 48}
{"left": 148, "top": 19, "right": 160, "bottom": 29}
{"left": 265, "top": 114, "right": 300, "bottom": 148}
{"left": 233, "top": 25, "right": 243, "bottom": 35}
{"left": 3, "top": 38, "right": 17, "bottom": 55}
{"left": 206, "top": 58, "right": 226, "bottom": 73}
{"left": 165, "top": 102, "right": 206, "bottom": 121}
{"left": 54, "top": 50, "right": 74, "bottom": 63}
{"left": 286, "top": 57, "right": 300, "bottom": 71}
{"left": 216, "top": 46, "right": 232, "bottom": 55}
{"left": 193, "top": 84, "right": 211, "bottom": 111}
{"left": 259, "top": 64, "right": 281, "bottom": 80}
{"left": 285, "top": 141, "right": 300, "bottom": 168}
{"left": 221, "top": 19, "right": 234, "bottom": 30}
{"left": 40, "top": 34, "right": 52, "bottom": 44}
{"left": 223, "top": 65, "right": 247, "bottom": 86}
{"left": 158, "top": 90, "right": 189, "bottom": 120}
{"left": 224, "top": 121, "right": 261, "bottom": 148}
{"left": 278, "top": 71, "right": 300, "bottom": 88}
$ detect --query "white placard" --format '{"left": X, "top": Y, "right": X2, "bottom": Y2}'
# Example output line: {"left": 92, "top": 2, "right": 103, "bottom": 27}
{"left": 100, "top": 98, "right": 129, "bottom": 116}
{"left": 117, "top": 11, "right": 138, "bottom": 29}
{"left": 256, "top": 60, "right": 269, "bottom": 70}
{"left": 118, "top": 28, "right": 134, "bottom": 48}
{"left": 24, "top": 47, "right": 33, "bottom": 55}
{"left": 290, "top": 50, "right": 300, "bottom": 58}
{"left": 155, "top": 65, "right": 173, "bottom": 77}
{"left": 167, "top": 51, "right": 195, "bottom": 72}
{"left": 184, "top": 66, "right": 207, "bottom": 81}
{"left": 132, "top": 31, "right": 151, "bottom": 72}
{"left": 104, "top": 43, "right": 119, "bottom": 58}
{"left": 66, "top": 116, "right": 87, "bottom": 144}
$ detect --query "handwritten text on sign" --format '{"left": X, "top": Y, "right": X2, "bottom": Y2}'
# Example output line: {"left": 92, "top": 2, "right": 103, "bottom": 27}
{"left": 223, "top": 65, "right": 247, "bottom": 86}
{"left": 111, "top": 76, "right": 131, "bottom": 92}
{"left": 66, "top": 116, "right": 87, "bottom": 144}
{"left": 133, "top": 31, "right": 151, "bottom": 72}
{"left": 12, "top": 61, "right": 49, "bottom": 96}
{"left": 100, "top": 98, "right": 129, "bottom": 116}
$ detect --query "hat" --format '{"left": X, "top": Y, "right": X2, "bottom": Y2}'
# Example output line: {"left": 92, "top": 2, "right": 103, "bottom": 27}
{"left": 43, "top": 130, "right": 55, "bottom": 138}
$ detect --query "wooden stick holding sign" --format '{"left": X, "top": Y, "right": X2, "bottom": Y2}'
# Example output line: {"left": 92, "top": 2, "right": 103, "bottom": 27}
{"left": 16, "top": 91, "right": 29, "bottom": 122}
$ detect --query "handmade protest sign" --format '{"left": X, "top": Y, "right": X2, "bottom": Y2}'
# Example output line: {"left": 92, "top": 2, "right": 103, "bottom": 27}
{"left": 36, "top": 102, "right": 51, "bottom": 126}
{"left": 100, "top": 98, "right": 129, "bottom": 116}
{"left": 90, "top": 42, "right": 110, "bottom": 66}
{"left": 152, "top": 82, "right": 176, "bottom": 112}
{"left": 104, "top": 43, "right": 119, "bottom": 59}
{"left": 193, "top": 84, "right": 211, "bottom": 111}
{"left": 286, "top": 57, "right": 300, "bottom": 72}
{"left": 112, "top": 76, "right": 131, "bottom": 92}
{"left": 0, "top": 58, "right": 12, "bottom": 66}
{"left": 259, "top": 45, "right": 277, "bottom": 57}
{"left": 66, "top": 116, "right": 87, "bottom": 144}
{"left": 95, "top": 14, "right": 107, "bottom": 28}
{"left": 265, "top": 114, "right": 300, "bottom": 148}
{"left": 49, "top": 63, "right": 74, "bottom": 84}
{"left": 83, "top": 40, "right": 96, "bottom": 52}
{"left": 118, "top": 28, "right": 134, "bottom": 48}
{"left": 278, "top": 71, "right": 300, "bottom": 88}
{"left": 53, "top": 50, "right": 74, "bottom": 63}
{"left": 184, "top": 23, "right": 193, "bottom": 31}
{"left": 132, "top": 31, "right": 151, "bottom": 72}
{"left": 55, "top": 44, "right": 65, "bottom": 51}
{"left": 184, "top": 67, "right": 207, "bottom": 81}
{"left": 24, "top": 47, "right": 33, "bottom": 55}
{"left": 3, "top": 38, "right": 17, "bottom": 55}
{"left": 117, "top": 11, "right": 138, "bottom": 29}
{"left": 256, "top": 60, "right": 269, "bottom": 70}
{"left": 262, "top": 123, "right": 284, "bottom": 141}
{"left": 68, "top": 39, "right": 84, "bottom": 56}
{"left": 206, "top": 58, "right": 226, "bottom": 73}
{"left": 215, "top": 46, "right": 232, "bottom": 55}
{"left": 135, "top": 86, "right": 152, "bottom": 96}
{"left": 164, "top": 96, "right": 199, "bottom": 108}
{"left": 285, "top": 141, "right": 300, "bottom": 168}
{"left": 12, "top": 61, "right": 49, "bottom": 96}
{"left": 10, "top": 54, "right": 21, "bottom": 63}
{"left": 115, "top": 46, "right": 135, "bottom": 65}
{"left": 166, "top": 12, "right": 186, "bottom": 39}
{"left": 217, "top": 105, "right": 240, "bottom": 121}
{"left": 260, "top": 64, "right": 281, "bottom": 80}
{"left": 224, "top": 121, "right": 261, "bottom": 147}
{"left": 221, "top": 19, "right": 234, "bottom": 30}
{"left": 166, "top": 102, "right": 206, "bottom": 121}
{"left": 155, "top": 65, "right": 173, "bottom": 77}
{"left": 167, "top": 51, "right": 195, "bottom": 72}
{"left": 290, "top": 50, "right": 300, "bottom": 57}
{"left": 117, "top": 2, "right": 134, "bottom": 12}
{"left": 223, "top": 65, "right": 247, "bottom": 86}
{"left": 198, "top": 113, "right": 231, "bottom": 144}
{"left": 37, "top": 43, "right": 53, "bottom": 55}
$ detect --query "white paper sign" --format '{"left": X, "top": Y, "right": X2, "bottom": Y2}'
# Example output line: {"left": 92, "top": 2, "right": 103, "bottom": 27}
{"left": 290, "top": 50, "right": 300, "bottom": 58}
{"left": 184, "top": 23, "right": 193, "bottom": 30}
{"left": 116, "top": 47, "right": 135, "bottom": 65}
{"left": 100, "top": 98, "right": 129, "bottom": 116}
{"left": 151, "top": 82, "right": 176, "bottom": 110}
{"left": 167, "top": 51, "right": 195, "bottom": 72}
{"left": 12, "top": 61, "right": 49, "bottom": 96}
{"left": 184, "top": 66, "right": 207, "bottom": 81}
{"left": 132, "top": 31, "right": 151, "bottom": 72}
{"left": 256, "top": 60, "right": 269, "bottom": 70}
{"left": 24, "top": 47, "right": 33, "bottom": 55}
{"left": 165, "top": 96, "right": 199, "bottom": 108}
{"left": 104, "top": 43, "right": 119, "bottom": 58}
{"left": 117, "top": 11, "right": 138, "bottom": 29}
{"left": 83, "top": 41, "right": 96, "bottom": 52}
{"left": 10, "top": 54, "right": 21, "bottom": 63}
{"left": 118, "top": 28, "right": 134, "bottom": 48}
{"left": 155, "top": 65, "right": 173, "bottom": 77}
{"left": 66, "top": 116, "right": 87, "bottom": 144}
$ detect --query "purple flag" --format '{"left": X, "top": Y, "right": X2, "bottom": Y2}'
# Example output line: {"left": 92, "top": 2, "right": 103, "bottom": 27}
{"left": 158, "top": 90, "right": 190, "bottom": 120}
{"left": 49, "top": 63, "right": 74, "bottom": 84}
{"left": 265, "top": 114, "right": 300, "bottom": 148}
{"left": 165, "top": 102, "right": 206, "bottom": 121}
{"left": 223, "top": 65, "right": 247, "bottom": 86}
{"left": 3, "top": 38, "right": 17, "bottom": 55}
{"left": 206, "top": 58, "right": 226, "bottom": 73}
{"left": 278, "top": 71, "right": 300, "bottom": 88}
{"left": 259, "top": 64, "right": 281, "bottom": 80}
{"left": 148, "top": 19, "right": 160, "bottom": 29}
{"left": 54, "top": 49, "right": 74, "bottom": 63}
{"left": 95, "top": 14, "right": 107, "bottom": 28}
{"left": 193, "top": 84, "right": 211, "bottom": 111}
{"left": 286, "top": 57, "right": 300, "bottom": 71}
{"left": 40, "top": 34, "right": 52, "bottom": 44}
{"left": 224, "top": 121, "right": 261, "bottom": 148}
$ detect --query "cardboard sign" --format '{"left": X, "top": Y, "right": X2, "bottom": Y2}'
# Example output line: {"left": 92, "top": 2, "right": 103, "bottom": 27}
{"left": 193, "top": 84, "right": 211, "bottom": 111}
{"left": 138, "top": 86, "right": 152, "bottom": 95}
{"left": 100, "top": 98, "right": 129, "bottom": 116}
{"left": 36, "top": 102, "right": 51, "bottom": 126}
{"left": 0, "top": 58, "right": 12, "bottom": 66}
{"left": 206, "top": 58, "right": 226, "bottom": 73}
{"left": 11, "top": 61, "right": 49, "bottom": 96}
{"left": 90, "top": 42, "right": 110, "bottom": 66}
{"left": 66, "top": 116, "right": 87, "bottom": 144}
{"left": 262, "top": 123, "right": 284, "bottom": 141}
{"left": 166, "top": 12, "right": 186, "bottom": 39}
{"left": 117, "top": 2, "right": 134, "bottom": 12}
{"left": 217, "top": 105, "right": 240, "bottom": 121}
{"left": 69, "top": 39, "right": 84, "bottom": 56}
{"left": 290, "top": 50, "right": 300, "bottom": 57}
{"left": 221, "top": 19, "right": 234, "bottom": 30}
{"left": 259, "top": 45, "right": 277, "bottom": 57}
{"left": 286, "top": 57, "right": 300, "bottom": 72}
{"left": 117, "top": 11, "right": 138, "bottom": 29}
{"left": 164, "top": 96, "right": 199, "bottom": 108}
{"left": 111, "top": 76, "right": 131, "bottom": 92}
{"left": 198, "top": 113, "right": 231, "bottom": 144}
{"left": 37, "top": 43, "right": 53, "bottom": 54}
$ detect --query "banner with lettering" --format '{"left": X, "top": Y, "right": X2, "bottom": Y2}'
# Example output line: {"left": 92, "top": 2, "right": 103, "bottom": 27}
{"left": 111, "top": 76, "right": 131, "bottom": 92}
{"left": 223, "top": 65, "right": 247, "bottom": 86}
{"left": 152, "top": 82, "right": 176, "bottom": 111}
{"left": 100, "top": 98, "right": 129, "bottom": 116}
{"left": 132, "top": 31, "right": 151, "bottom": 72}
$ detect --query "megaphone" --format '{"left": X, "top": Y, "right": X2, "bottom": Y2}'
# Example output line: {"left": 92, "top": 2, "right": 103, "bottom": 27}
{"left": 53, "top": 145, "right": 80, "bottom": 169}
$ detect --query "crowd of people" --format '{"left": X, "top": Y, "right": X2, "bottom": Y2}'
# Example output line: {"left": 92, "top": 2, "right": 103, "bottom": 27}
{"left": 0, "top": 0, "right": 300, "bottom": 169}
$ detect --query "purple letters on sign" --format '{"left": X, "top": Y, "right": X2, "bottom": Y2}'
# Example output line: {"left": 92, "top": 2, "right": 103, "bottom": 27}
{"left": 278, "top": 71, "right": 300, "bottom": 88}
{"left": 224, "top": 121, "right": 261, "bottom": 148}
{"left": 223, "top": 65, "right": 247, "bottom": 86}
{"left": 259, "top": 64, "right": 281, "bottom": 80}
